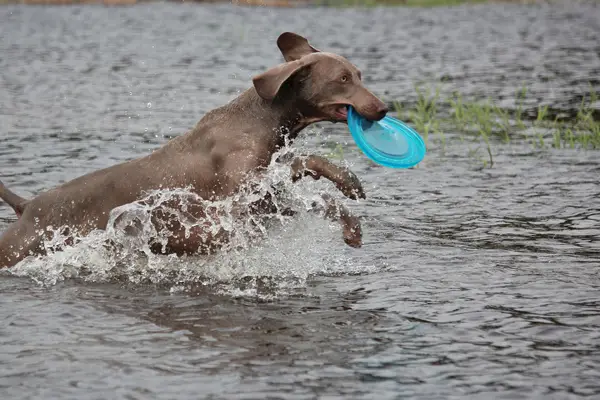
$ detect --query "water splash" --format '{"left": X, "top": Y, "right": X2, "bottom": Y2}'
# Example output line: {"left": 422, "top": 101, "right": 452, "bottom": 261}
{"left": 8, "top": 138, "right": 369, "bottom": 296}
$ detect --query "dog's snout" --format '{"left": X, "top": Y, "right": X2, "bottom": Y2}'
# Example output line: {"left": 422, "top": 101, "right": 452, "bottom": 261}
{"left": 375, "top": 103, "right": 389, "bottom": 120}
{"left": 355, "top": 101, "right": 389, "bottom": 122}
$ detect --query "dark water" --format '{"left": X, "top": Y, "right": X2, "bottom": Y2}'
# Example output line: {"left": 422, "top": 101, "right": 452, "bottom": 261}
{"left": 1, "top": 2, "right": 600, "bottom": 399}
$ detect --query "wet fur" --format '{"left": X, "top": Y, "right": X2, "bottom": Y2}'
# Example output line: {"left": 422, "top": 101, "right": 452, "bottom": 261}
{"left": 0, "top": 32, "right": 387, "bottom": 268}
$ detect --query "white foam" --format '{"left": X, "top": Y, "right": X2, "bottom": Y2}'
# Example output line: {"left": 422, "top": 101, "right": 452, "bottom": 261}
{"left": 9, "top": 138, "right": 371, "bottom": 296}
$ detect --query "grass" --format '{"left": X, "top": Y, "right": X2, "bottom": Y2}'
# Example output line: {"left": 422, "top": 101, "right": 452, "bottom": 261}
{"left": 398, "top": 84, "right": 599, "bottom": 166}
{"left": 326, "top": 85, "right": 599, "bottom": 168}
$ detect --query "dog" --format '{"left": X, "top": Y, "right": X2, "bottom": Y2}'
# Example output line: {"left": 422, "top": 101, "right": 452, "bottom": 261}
{"left": 0, "top": 32, "right": 388, "bottom": 268}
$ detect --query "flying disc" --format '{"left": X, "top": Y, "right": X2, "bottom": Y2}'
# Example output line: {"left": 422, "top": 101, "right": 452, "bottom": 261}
{"left": 347, "top": 106, "right": 426, "bottom": 168}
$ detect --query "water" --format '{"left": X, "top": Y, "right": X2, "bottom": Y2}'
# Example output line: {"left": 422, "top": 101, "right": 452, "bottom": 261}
{"left": 1, "top": 2, "right": 600, "bottom": 399}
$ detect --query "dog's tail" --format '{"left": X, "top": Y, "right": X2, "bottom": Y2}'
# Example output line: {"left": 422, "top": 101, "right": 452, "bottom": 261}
{"left": 0, "top": 180, "right": 28, "bottom": 218}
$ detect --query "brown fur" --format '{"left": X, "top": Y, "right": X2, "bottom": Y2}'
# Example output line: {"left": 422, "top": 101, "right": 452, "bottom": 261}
{"left": 0, "top": 32, "right": 388, "bottom": 268}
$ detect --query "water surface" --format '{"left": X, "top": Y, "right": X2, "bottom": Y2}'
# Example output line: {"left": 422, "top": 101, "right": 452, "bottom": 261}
{"left": 1, "top": 3, "right": 600, "bottom": 399}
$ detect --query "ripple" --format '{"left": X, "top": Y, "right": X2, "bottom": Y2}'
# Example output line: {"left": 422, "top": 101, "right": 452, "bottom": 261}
{"left": 1, "top": 2, "right": 600, "bottom": 400}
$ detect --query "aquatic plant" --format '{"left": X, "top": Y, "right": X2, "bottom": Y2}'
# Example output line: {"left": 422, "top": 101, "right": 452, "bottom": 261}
{"left": 394, "top": 84, "right": 599, "bottom": 149}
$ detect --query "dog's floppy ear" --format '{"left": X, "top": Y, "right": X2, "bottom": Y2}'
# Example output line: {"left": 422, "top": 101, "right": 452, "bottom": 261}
{"left": 277, "top": 32, "right": 320, "bottom": 62}
{"left": 252, "top": 59, "right": 313, "bottom": 101}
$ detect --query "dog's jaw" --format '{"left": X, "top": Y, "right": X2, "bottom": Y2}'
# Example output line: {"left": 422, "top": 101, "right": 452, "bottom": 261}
{"left": 333, "top": 106, "right": 348, "bottom": 122}
{"left": 310, "top": 103, "right": 351, "bottom": 124}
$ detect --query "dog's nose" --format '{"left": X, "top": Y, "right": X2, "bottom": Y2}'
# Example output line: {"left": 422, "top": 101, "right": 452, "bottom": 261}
{"left": 374, "top": 103, "right": 389, "bottom": 120}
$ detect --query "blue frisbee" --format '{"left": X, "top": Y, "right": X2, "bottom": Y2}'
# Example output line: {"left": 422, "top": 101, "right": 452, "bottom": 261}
{"left": 347, "top": 106, "right": 426, "bottom": 168}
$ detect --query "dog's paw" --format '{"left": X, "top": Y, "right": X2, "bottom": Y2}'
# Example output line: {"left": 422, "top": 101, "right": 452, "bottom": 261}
{"left": 342, "top": 215, "right": 362, "bottom": 248}
{"left": 337, "top": 170, "right": 366, "bottom": 200}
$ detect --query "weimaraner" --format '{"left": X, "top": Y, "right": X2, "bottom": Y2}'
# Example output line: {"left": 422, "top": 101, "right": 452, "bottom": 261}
{"left": 0, "top": 32, "right": 388, "bottom": 268}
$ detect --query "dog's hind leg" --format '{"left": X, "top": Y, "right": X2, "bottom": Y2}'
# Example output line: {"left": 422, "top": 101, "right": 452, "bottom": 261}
{"left": 0, "top": 181, "right": 28, "bottom": 218}
{"left": 0, "top": 219, "right": 44, "bottom": 268}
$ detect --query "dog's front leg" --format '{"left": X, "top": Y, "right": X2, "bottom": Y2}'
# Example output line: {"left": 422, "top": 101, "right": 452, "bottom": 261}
{"left": 290, "top": 155, "right": 366, "bottom": 200}
{"left": 311, "top": 193, "right": 362, "bottom": 248}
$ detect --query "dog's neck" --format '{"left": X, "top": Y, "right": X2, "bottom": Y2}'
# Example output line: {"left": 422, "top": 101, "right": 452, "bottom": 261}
{"left": 234, "top": 88, "right": 321, "bottom": 145}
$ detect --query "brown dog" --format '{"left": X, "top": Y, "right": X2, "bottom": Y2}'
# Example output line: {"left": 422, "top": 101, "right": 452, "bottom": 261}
{"left": 0, "top": 32, "right": 388, "bottom": 268}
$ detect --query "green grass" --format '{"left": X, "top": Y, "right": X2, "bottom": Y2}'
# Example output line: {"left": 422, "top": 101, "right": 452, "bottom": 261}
{"left": 394, "top": 84, "right": 599, "bottom": 166}
{"left": 417, "top": 85, "right": 597, "bottom": 148}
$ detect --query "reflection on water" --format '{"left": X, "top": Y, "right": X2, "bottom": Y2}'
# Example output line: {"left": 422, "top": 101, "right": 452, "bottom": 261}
{"left": 1, "top": 2, "right": 600, "bottom": 399}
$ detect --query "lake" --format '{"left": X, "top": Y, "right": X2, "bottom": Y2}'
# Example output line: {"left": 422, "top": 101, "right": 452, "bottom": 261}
{"left": 1, "top": 2, "right": 599, "bottom": 399}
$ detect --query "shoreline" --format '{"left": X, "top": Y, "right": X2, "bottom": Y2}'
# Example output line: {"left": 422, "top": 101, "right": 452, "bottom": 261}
{"left": 0, "top": 0, "right": 576, "bottom": 7}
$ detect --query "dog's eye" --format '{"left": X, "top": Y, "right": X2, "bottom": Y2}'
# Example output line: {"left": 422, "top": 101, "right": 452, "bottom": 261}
{"left": 340, "top": 75, "right": 349, "bottom": 83}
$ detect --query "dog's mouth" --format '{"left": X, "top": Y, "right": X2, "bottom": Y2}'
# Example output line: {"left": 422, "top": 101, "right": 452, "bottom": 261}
{"left": 332, "top": 105, "right": 349, "bottom": 122}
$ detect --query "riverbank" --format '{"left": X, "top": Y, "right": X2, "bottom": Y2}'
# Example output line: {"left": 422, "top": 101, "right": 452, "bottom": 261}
{"left": 0, "top": 0, "right": 576, "bottom": 7}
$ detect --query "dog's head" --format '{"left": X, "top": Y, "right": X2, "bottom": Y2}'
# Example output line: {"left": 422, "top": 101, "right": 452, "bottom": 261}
{"left": 252, "top": 32, "right": 388, "bottom": 123}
